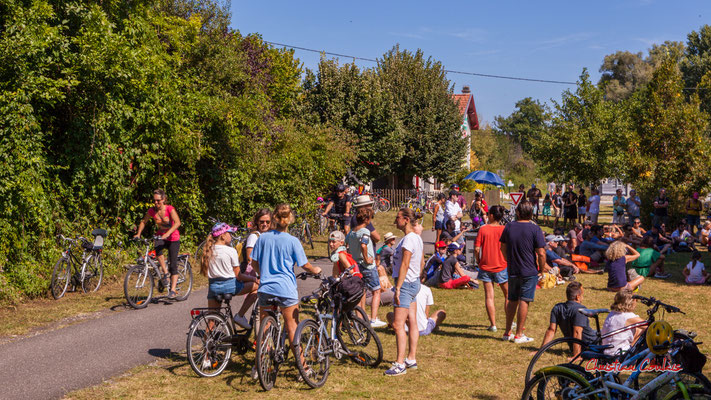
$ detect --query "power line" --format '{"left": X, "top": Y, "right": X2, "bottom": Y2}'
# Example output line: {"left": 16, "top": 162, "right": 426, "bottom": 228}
{"left": 265, "top": 40, "right": 577, "bottom": 85}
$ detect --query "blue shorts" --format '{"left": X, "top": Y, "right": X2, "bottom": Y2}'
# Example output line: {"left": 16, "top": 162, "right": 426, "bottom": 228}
{"left": 687, "top": 215, "right": 701, "bottom": 228}
{"left": 257, "top": 292, "right": 299, "bottom": 308}
{"left": 207, "top": 278, "right": 244, "bottom": 300}
{"left": 435, "top": 220, "right": 445, "bottom": 230}
{"left": 507, "top": 275, "right": 538, "bottom": 302}
{"left": 395, "top": 280, "right": 420, "bottom": 309}
{"left": 479, "top": 269, "right": 508, "bottom": 284}
{"left": 361, "top": 267, "right": 381, "bottom": 291}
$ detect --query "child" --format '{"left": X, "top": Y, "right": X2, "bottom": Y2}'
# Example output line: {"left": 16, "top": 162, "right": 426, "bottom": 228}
{"left": 423, "top": 241, "right": 448, "bottom": 286}
{"left": 683, "top": 250, "right": 708, "bottom": 284}
{"left": 376, "top": 232, "right": 397, "bottom": 276}
{"left": 329, "top": 231, "right": 362, "bottom": 278}
{"left": 346, "top": 208, "right": 386, "bottom": 328}
{"left": 542, "top": 194, "right": 552, "bottom": 224}
{"left": 438, "top": 243, "right": 473, "bottom": 289}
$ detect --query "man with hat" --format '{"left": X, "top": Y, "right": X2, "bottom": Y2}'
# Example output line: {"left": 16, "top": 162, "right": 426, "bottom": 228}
{"left": 545, "top": 234, "right": 579, "bottom": 279}
{"left": 349, "top": 194, "right": 381, "bottom": 243}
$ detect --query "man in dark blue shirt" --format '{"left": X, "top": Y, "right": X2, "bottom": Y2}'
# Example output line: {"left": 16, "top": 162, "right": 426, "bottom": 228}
{"left": 538, "top": 281, "right": 597, "bottom": 357}
{"left": 500, "top": 200, "right": 547, "bottom": 344}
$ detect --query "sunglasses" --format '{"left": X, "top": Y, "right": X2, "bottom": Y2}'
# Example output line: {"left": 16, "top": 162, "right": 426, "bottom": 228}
{"left": 258, "top": 220, "right": 271, "bottom": 224}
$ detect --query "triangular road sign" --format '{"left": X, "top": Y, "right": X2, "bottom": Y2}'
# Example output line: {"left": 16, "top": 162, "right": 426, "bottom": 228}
{"left": 510, "top": 192, "right": 524, "bottom": 206}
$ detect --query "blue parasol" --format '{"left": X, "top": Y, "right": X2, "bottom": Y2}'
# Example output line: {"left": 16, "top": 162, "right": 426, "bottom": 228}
{"left": 463, "top": 170, "right": 505, "bottom": 187}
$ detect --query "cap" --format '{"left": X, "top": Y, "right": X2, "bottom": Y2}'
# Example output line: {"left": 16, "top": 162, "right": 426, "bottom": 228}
{"left": 212, "top": 222, "right": 237, "bottom": 237}
{"left": 435, "top": 240, "right": 446, "bottom": 248}
{"left": 447, "top": 243, "right": 462, "bottom": 252}
{"left": 329, "top": 231, "right": 346, "bottom": 242}
{"left": 384, "top": 232, "right": 397, "bottom": 241}
{"left": 353, "top": 195, "right": 374, "bottom": 207}
{"left": 545, "top": 234, "right": 565, "bottom": 242}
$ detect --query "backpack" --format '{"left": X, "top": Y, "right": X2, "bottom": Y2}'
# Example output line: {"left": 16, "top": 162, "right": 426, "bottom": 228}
{"left": 332, "top": 275, "right": 365, "bottom": 312}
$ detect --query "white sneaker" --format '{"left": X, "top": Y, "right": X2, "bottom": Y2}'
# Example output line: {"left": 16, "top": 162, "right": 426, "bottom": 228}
{"left": 502, "top": 334, "right": 514, "bottom": 341}
{"left": 514, "top": 335, "right": 535, "bottom": 344}
{"left": 487, "top": 326, "right": 497, "bottom": 332}
{"left": 233, "top": 314, "right": 251, "bottom": 329}
{"left": 251, "top": 365, "right": 258, "bottom": 380}
{"left": 370, "top": 318, "right": 387, "bottom": 328}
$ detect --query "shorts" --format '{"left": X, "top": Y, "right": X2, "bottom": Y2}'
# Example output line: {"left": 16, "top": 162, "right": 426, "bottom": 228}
{"left": 435, "top": 220, "right": 445, "bottom": 230}
{"left": 420, "top": 318, "right": 436, "bottom": 336}
{"left": 257, "top": 292, "right": 299, "bottom": 308}
{"left": 479, "top": 269, "right": 508, "bottom": 284}
{"left": 578, "top": 207, "right": 586, "bottom": 216}
{"left": 507, "top": 275, "right": 538, "bottom": 302}
{"left": 687, "top": 215, "right": 701, "bottom": 228}
{"left": 207, "top": 277, "right": 244, "bottom": 300}
{"left": 360, "top": 267, "right": 381, "bottom": 291}
{"left": 395, "top": 280, "right": 420, "bottom": 309}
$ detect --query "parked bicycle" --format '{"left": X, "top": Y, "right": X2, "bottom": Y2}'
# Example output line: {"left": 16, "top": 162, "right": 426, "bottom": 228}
{"left": 50, "top": 229, "right": 107, "bottom": 299}
{"left": 290, "top": 212, "right": 314, "bottom": 249}
{"left": 186, "top": 293, "right": 259, "bottom": 377}
{"left": 293, "top": 270, "right": 383, "bottom": 388}
{"left": 123, "top": 237, "right": 193, "bottom": 308}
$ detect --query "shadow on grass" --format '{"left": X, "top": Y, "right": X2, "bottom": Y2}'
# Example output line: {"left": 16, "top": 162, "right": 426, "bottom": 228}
{"left": 430, "top": 329, "right": 494, "bottom": 340}
{"left": 470, "top": 392, "right": 505, "bottom": 400}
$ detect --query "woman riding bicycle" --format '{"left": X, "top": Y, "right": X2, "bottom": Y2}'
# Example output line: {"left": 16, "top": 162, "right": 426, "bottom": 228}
{"left": 201, "top": 223, "right": 259, "bottom": 330}
{"left": 251, "top": 204, "right": 322, "bottom": 361}
{"left": 134, "top": 188, "right": 182, "bottom": 299}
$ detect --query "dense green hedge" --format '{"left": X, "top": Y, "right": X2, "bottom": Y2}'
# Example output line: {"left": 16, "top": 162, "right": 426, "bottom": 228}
{"left": 0, "top": 0, "right": 352, "bottom": 302}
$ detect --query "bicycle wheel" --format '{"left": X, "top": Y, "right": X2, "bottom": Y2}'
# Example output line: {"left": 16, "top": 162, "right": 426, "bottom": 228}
{"left": 304, "top": 223, "right": 314, "bottom": 249}
{"left": 186, "top": 313, "right": 233, "bottom": 377}
{"left": 525, "top": 337, "right": 588, "bottom": 384}
{"left": 294, "top": 319, "right": 330, "bottom": 388}
{"left": 82, "top": 253, "right": 103, "bottom": 293}
{"left": 646, "top": 372, "right": 711, "bottom": 400}
{"left": 349, "top": 306, "right": 369, "bottom": 324}
{"left": 174, "top": 257, "right": 193, "bottom": 301}
{"left": 50, "top": 257, "right": 71, "bottom": 299}
{"left": 318, "top": 215, "right": 328, "bottom": 236}
{"left": 256, "top": 315, "right": 280, "bottom": 391}
{"left": 380, "top": 199, "right": 391, "bottom": 212}
{"left": 123, "top": 265, "right": 154, "bottom": 309}
{"left": 337, "top": 313, "right": 383, "bottom": 368}
{"left": 666, "top": 385, "right": 711, "bottom": 399}
{"left": 521, "top": 368, "right": 592, "bottom": 400}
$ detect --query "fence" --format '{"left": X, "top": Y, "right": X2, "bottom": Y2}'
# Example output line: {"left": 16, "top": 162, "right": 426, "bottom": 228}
{"left": 374, "top": 189, "right": 442, "bottom": 207}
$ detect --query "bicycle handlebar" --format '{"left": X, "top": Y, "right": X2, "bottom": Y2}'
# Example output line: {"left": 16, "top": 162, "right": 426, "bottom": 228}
{"left": 632, "top": 295, "right": 685, "bottom": 315}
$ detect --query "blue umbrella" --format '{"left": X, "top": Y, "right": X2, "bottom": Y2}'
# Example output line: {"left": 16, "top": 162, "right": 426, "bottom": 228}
{"left": 463, "top": 170, "right": 505, "bottom": 187}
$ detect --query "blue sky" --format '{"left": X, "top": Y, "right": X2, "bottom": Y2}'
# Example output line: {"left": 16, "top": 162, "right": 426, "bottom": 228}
{"left": 230, "top": 1, "right": 710, "bottom": 125}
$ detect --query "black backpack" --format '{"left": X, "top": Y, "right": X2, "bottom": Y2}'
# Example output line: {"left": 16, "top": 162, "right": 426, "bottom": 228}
{"left": 332, "top": 275, "right": 365, "bottom": 312}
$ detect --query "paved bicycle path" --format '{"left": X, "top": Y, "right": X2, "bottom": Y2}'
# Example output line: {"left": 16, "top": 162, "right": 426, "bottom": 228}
{"left": 0, "top": 259, "right": 333, "bottom": 400}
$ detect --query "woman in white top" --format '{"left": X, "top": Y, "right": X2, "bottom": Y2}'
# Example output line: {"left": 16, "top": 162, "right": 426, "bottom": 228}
{"left": 244, "top": 209, "right": 272, "bottom": 276}
{"left": 385, "top": 208, "right": 423, "bottom": 377}
{"left": 684, "top": 250, "right": 708, "bottom": 284}
{"left": 201, "top": 222, "right": 259, "bottom": 329}
{"left": 601, "top": 290, "right": 645, "bottom": 356}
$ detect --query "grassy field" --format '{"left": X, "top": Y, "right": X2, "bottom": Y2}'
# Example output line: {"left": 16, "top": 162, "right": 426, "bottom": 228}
{"left": 64, "top": 207, "right": 711, "bottom": 399}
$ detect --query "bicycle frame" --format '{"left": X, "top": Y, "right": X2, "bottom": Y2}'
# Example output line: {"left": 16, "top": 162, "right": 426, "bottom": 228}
{"left": 61, "top": 237, "right": 93, "bottom": 281}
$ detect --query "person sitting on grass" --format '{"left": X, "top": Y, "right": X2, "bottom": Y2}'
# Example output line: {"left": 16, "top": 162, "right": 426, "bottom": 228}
{"left": 440, "top": 219, "right": 466, "bottom": 245}
{"left": 606, "top": 241, "right": 644, "bottom": 292}
{"left": 602, "top": 290, "right": 645, "bottom": 356}
{"left": 386, "top": 285, "right": 446, "bottom": 337}
{"left": 537, "top": 282, "right": 597, "bottom": 357}
{"left": 671, "top": 221, "right": 696, "bottom": 252}
{"left": 376, "top": 232, "right": 397, "bottom": 276}
{"left": 579, "top": 229, "right": 609, "bottom": 264}
{"left": 632, "top": 236, "right": 669, "bottom": 278}
{"left": 423, "top": 241, "right": 448, "bottom": 286}
{"left": 545, "top": 235, "right": 579, "bottom": 279}
{"left": 644, "top": 224, "right": 673, "bottom": 254}
{"left": 631, "top": 218, "right": 646, "bottom": 239}
{"left": 438, "top": 243, "right": 474, "bottom": 289}
{"left": 683, "top": 250, "right": 709, "bottom": 284}
{"left": 699, "top": 221, "right": 711, "bottom": 247}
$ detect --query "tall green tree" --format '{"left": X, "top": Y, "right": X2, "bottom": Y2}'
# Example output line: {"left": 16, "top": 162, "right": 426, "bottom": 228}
{"left": 530, "top": 69, "right": 630, "bottom": 184}
{"left": 493, "top": 97, "right": 549, "bottom": 152}
{"left": 681, "top": 25, "right": 711, "bottom": 115}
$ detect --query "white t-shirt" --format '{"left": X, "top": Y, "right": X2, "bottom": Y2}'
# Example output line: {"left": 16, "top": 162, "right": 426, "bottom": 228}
{"left": 404, "top": 285, "right": 434, "bottom": 333}
{"left": 671, "top": 229, "right": 691, "bottom": 240}
{"left": 208, "top": 245, "right": 239, "bottom": 279}
{"left": 686, "top": 261, "right": 706, "bottom": 282}
{"left": 245, "top": 232, "right": 260, "bottom": 249}
{"left": 392, "top": 232, "right": 423, "bottom": 283}
{"left": 601, "top": 311, "right": 639, "bottom": 356}
{"left": 444, "top": 200, "right": 462, "bottom": 231}
{"left": 588, "top": 195, "right": 601, "bottom": 214}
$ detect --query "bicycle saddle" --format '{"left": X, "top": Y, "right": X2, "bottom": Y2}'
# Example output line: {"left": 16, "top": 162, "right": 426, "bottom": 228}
{"left": 580, "top": 349, "right": 617, "bottom": 362}
{"left": 214, "top": 293, "right": 233, "bottom": 303}
{"left": 578, "top": 308, "right": 610, "bottom": 318}
{"left": 262, "top": 297, "right": 281, "bottom": 306}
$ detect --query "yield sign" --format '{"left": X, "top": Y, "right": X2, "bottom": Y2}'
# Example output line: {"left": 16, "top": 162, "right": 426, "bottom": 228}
{"left": 510, "top": 192, "right": 524, "bottom": 206}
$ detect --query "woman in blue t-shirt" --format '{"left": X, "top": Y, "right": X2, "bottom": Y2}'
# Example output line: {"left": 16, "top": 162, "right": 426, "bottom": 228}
{"left": 251, "top": 204, "right": 322, "bottom": 360}
{"left": 605, "top": 241, "right": 643, "bottom": 292}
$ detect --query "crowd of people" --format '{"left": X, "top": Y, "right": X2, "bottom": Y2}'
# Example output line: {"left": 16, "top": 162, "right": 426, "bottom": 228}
{"left": 134, "top": 183, "right": 710, "bottom": 382}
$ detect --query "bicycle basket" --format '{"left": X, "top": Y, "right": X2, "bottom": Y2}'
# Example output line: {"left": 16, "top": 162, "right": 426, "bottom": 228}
{"left": 673, "top": 340, "right": 707, "bottom": 374}
{"left": 332, "top": 275, "right": 364, "bottom": 313}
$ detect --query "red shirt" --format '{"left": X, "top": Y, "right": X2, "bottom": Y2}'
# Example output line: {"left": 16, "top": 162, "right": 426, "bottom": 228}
{"left": 335, "top": 251, "right": 363, "bottom": 278}
{"left": 475, "top": 224, "right": 507, "bottom": 273}
{"left": 147, "top": 205, "right": 180, "bottom": 241}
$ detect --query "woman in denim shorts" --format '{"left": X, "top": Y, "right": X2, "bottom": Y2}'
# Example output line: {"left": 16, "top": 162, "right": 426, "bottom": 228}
{"left": 385, "top": 208, "right": 423, "bottom": 377}
{"left": 474, "top": 205, "right": 509, "bottom": 332}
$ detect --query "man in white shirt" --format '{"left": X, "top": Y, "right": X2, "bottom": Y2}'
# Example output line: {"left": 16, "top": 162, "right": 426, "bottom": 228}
{"left": 444, "top": 190, "right": 463, "bottom": 233}
{"left": 386, "top": 285, "right": 446, "bottom": 336}
{"left": 586, "top": 189, "right": 601, "bottom": 224}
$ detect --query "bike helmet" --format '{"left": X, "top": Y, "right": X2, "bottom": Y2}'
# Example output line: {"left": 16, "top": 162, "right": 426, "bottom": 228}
{"left": 646, "top": 320, "right": 674, "bottom": 355}
{"left": 335, "top": 183, "right": 347, "bottom": 192}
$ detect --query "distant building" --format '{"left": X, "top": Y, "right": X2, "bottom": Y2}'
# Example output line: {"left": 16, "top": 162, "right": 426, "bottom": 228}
{"left": 451, "top": 85, "right": 480, "bottom": 169}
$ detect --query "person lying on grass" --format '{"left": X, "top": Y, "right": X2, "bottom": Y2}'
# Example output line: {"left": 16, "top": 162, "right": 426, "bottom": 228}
{"left": 386, "top": 285, "right": 446, "bottom": 337}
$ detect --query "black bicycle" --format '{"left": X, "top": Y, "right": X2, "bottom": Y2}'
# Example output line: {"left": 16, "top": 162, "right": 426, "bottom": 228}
{"left": 290, "top": 212, "right": 314, "bottom": 250}
{"left": 186, "top": 294, "right": 259, "bottom": 377}
{"left": 50, "top": 229, "right": 107, "bottom": 299}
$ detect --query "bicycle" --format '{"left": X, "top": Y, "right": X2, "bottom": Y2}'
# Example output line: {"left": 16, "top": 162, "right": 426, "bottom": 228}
{"left": 186, "top": 293, "right": 259, "bottom": 377}
{"left": 293, "top": 270, "right": 383, "bottom": 388}
{"left": 255, "top": 296, "right": 291, "bottom": 391}
{"left": 290, "top": 212, "right": 314, "bottom": 250}
{"left": 525, "top": 295, "right": 710, "bottom": 397}
{"left": 51, "top": 230, "right": 107, "bottom": 299}
{"left": 123, "top": 237, "right": 193, "bottom": 308}
{"left": 522, "top": 336, "right": 710, "bottom": 399}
